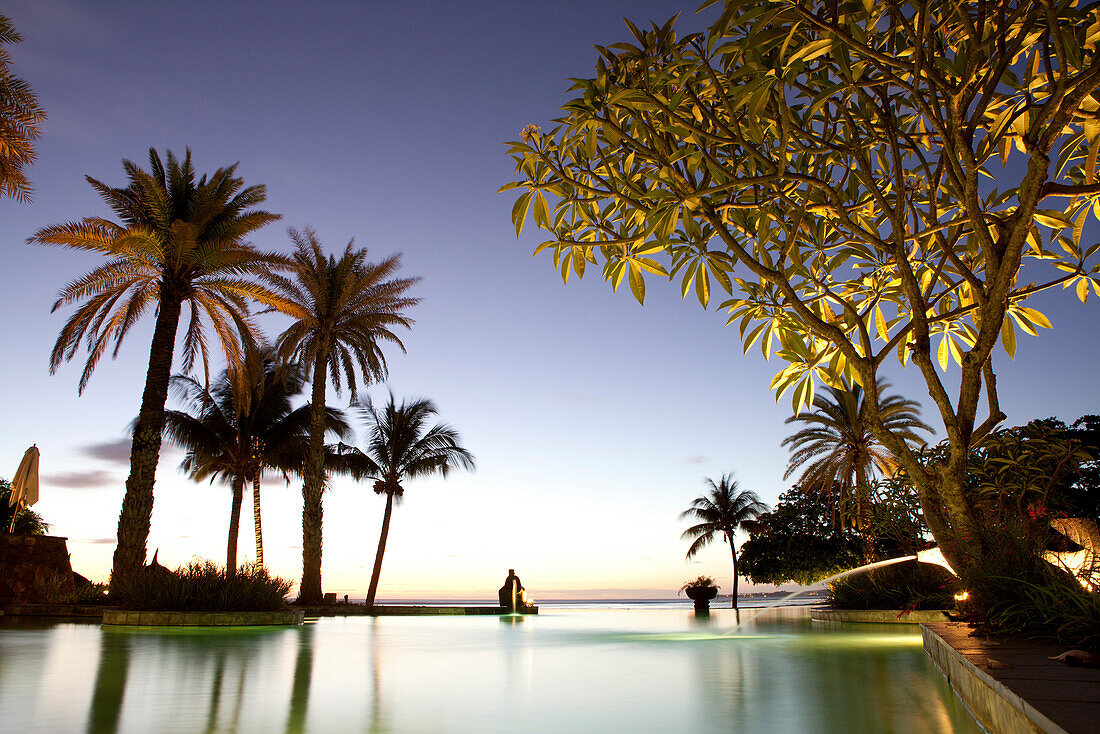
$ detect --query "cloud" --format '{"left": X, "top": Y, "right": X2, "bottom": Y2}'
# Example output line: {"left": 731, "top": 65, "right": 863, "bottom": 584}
{"left": 73, "top": 537, "right": 115, "bottom": 545}
{"left": 43, "top": 469, "right": 116, "bottom": 488}
{"left": 80, "top": 439, "right": 131, "bottom": 465}
{"left": 683, "top": 455, "right": 710, "bottom": 465}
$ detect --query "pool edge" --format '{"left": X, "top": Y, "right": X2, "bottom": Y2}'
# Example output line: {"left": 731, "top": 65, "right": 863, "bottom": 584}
{"left": 920, "top": 623, "right": 1069, "bottom": 734}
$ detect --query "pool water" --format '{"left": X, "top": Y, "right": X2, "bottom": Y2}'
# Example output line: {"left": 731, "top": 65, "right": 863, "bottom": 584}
{"left": 0, "top": 605, "right": 979, "bottom": 733}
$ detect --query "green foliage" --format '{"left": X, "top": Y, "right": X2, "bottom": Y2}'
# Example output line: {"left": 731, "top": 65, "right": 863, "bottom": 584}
{"left": 504, "top": 1, "right": 1100, "bottom": 593}
{"left": 917, "top": 417, "right": 1097, "bottom": 577}
{"left": 33, "top": 571, "right": 110, "bottom": 606}
{"left": 783, "top": 380, "right": 930, "bottom": 554}
{"left": 112, "top": 560, "right": 292, "bottom": 612}
{"left": 679, "top": 575, "right": 719, "bottom": 594}
{"left": 739, "top": 488, "right": 863, "bottom": 585}
{"left": 505, "top": 0, "right": 1100, "bottom": 411}
{"left": 0, "top": 478, "right": 48, "bottom": 534}
{"left": 72, "top": 581, "right": 110, "bottom": 605}
{"left": 826, "top": 561, "right": 956, "bottom": 611}
{"left": 0, "top": 13, "right": 45, "bottom": 202}
{"left": 33, "top": 570, "right": 73, "bottom": 603}
{"left": 976, "top": 577, "right": 1100, "bottom": 653}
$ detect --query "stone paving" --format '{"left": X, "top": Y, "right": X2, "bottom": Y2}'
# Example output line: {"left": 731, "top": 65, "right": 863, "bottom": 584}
{"left": 924, "top": 621, "right": 1100, "bottom": 734}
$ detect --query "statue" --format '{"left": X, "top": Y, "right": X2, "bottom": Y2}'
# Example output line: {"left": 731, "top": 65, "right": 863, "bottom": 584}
{"left": 498, "top": 569, "right": 526, "bottom": 611}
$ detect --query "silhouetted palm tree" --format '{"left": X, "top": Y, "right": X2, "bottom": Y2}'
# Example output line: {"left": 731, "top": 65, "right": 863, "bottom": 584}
{"left": 336, "top": 394, "right": 475, "bottom": 607}
{"left": 0, "top": 14, "right": 45, "bottom": 202}
{"left": 163, "top": 353, "right": 350, "bottom": 572}
{"left": 681, "top": 474, "right": 767, "bottom": 611}
{"left": 31, "top": 148, "right": 285, "bottom": 585}
{"left": 782, "top": 379, "right": 932, "bottom": 559}
{"left": 262, "top": 228, "right": 419, "bottom": 603}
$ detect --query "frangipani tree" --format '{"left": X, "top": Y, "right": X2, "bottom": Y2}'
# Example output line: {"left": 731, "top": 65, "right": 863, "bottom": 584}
{"left": 503, "top": 0, "right": 1100, "bottom": 584}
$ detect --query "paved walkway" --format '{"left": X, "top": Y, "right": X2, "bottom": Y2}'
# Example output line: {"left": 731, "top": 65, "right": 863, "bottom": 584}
{"left": 925, "top": 622, "right": 1100, "bottom": 734}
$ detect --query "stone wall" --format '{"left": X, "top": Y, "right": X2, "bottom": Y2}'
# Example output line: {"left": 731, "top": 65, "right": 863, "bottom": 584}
{"left": 0, "top": 535, "right": 76, "bottom": 604}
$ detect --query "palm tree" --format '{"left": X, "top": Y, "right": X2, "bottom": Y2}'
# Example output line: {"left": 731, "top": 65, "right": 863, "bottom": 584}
{"left": 30, "top": 148, "right": 285, "bottom": 586}
{"left": 262, "top": 228, "right": 419, "bottom": 603}
{"left": 0, "top": 14, "right": 45, "bottom": 202}
{"left": 335, "top": 394, "right": 475, "bottom": 607}
{"left": 782, "top": 379, "right": 932, "bottom": 559}
{"left": 162, "top": 353, "right": 350, "bottom": 572}
{"left": 681, "top": 475, "right": 767, "bottom": 611}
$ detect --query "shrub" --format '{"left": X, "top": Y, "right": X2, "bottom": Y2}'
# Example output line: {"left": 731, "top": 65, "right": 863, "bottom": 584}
{"left": 113, "top": 560, "right": 292, "bottom": 612}
{"left": 827, "top": 561, "right": 956, "bottom": 611}
{"left": 679, "top": 575, "right": 719, "bottom": 595}
{"left": 975, "top": 577, "right": 1100, "bottom": 653}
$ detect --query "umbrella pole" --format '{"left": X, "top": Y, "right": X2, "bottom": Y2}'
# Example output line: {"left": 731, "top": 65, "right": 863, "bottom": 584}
{"left": 7, "top": 504, "right": 18, "bottom": 534}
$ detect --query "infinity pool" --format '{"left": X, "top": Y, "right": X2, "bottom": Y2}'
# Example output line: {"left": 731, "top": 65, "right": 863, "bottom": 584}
{"left": 0, "top": 605, "right": 978, "bottom": 733}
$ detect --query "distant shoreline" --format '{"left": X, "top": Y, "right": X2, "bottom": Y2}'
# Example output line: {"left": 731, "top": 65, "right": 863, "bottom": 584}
{"left": 343, "top": 594, "right": 826, "bottom": 607}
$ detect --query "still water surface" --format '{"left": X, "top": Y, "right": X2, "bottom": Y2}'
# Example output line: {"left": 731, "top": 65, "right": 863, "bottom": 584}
{"left": 0, "top": 605, "right": 979, "bottom": 733}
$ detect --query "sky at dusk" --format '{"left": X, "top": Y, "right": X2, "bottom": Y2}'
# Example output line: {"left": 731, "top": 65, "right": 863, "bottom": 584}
{"left": 2, "top": 0, "right": 1099, "bottom": 600}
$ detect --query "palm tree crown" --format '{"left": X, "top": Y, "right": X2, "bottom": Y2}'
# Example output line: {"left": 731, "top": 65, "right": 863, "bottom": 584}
{"left": 163, "top": 353, "right": 350, "bottom": 571}
{"left": 265, "top": 228, "right": 420, "bottom": 402}
{"left": 782, "top": 379, "right": 932, "bottom": 520}
{"left": 680, "top": 474, "right": 768, "bottom": 610}
{"left": 0, "top": 14, "right": 45, "bottom": 202}
{"left": 30, "top": 148, "right": 284, "bottom": 585}
{"left": 336, "top": 393, "right": 475, "bottom": 606}
{"left": 33, "top": 148, "right": 285, "bottom": 392}
{"left": 262, "top": 227, "right": 420, "bottom": 603}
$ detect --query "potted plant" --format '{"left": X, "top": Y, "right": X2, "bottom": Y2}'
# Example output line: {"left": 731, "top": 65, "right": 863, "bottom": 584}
{"left": 680, "top": 576, "right": 720, "bottom": 610}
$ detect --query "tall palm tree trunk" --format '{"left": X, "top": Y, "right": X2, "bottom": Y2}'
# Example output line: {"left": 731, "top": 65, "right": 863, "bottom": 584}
{"left": 226, "top": 473, "right": 245, "bottom": 573}
{"left": 365, "top": 492, "right": 394, "bottom": 608}
{"left": 252, "top": 473, "right": 263, "bottom": 568}
{"left": 299, "top": 352, "right": 329, "bottom": 603}
{"left": 729, "top": 533, "right": 739, "bottom": 611}
{"left": 111, "top": 296, "right": 182, "bottom": 588}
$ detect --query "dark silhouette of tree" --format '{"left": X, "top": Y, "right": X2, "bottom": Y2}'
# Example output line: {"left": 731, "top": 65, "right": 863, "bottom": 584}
{"left": 1, "top": 478, "right": 47, "bottom": 534}
{"left": 162, "top": 353, "right": 349, "bottom": 572}
{"left": 31, "top": 149, "right": 285, "bottom": 586}
{"left": 680, "top": 474, "right": 767, "bottom": 610}
{"left": 262, "top": 229, "right": 419, "bottom": 603}
{"left": 335, "top": 394, "right": 474, "bottom": 607}
{"left": 0, "top": 14, "right": 44, "bottom": 202}
{"left": 783, "top": 380, "right": 931, "bottom": 559}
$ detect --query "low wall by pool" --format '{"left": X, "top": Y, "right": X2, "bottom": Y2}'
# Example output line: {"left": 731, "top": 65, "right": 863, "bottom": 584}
{"left": 101, "top": 610, "right": 304, "bottom": 626}
{"left": 811, "top": 608, "right": 951, "bottom": 624}
{"left": 921, "top": 624, "right": 1070, "bottom": 734}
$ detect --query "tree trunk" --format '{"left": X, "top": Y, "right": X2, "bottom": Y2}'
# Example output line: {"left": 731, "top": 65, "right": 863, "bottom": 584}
{"left": 365, "top": 492, "right": 395, "bottom": 608}
{"left": 253, "top": 472, "right": 263, "bottom": 568}
{"left": 729, "top": 533, "right": 738, "bottom": 611}
{"left": 298, "top": 351, "right": 329, "bottom": 603}
{"left": 110, "top": 296, "right": 182, "bottom": 589}
{"left": 226, "top": 473, "right": 245, "bottom": 574}
{"left": 856, "top": 485, "right": 876, "bottom": 562}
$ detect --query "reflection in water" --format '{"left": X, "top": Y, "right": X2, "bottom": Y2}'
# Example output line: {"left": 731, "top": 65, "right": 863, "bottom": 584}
{"left": 203, "top": 649, "right": 226, "bottom": 734}
{"left": 368, "top": 619, "right": 388, "bottom": 734}
{"left": 0, "top": 609, "right": 979, "bottom": 734}
{"left": 285, "top": 625, "right": 314, "bottom": 734}
{"left": 86, "top": 631, "right": 130, "bottom": 734}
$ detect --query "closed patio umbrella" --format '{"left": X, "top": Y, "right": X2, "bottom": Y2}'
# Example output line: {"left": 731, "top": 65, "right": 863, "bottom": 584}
{"left": 8, "top": 444, "right": 40, "bottom": 533}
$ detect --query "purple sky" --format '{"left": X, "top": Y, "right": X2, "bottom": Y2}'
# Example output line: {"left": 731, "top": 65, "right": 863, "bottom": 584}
{"left": 2, "top": 0, "right": 1098, "bottom": 599}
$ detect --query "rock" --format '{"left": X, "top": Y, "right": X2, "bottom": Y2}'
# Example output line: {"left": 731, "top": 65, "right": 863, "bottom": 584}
{"left": 0, "top": 535, "right": 76, "bottom": 603}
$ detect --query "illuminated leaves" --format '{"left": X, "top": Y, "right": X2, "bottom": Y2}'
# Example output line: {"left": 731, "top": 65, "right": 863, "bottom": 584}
{"left": 503, "top": 0, "right": 1100, "bottom": 406}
